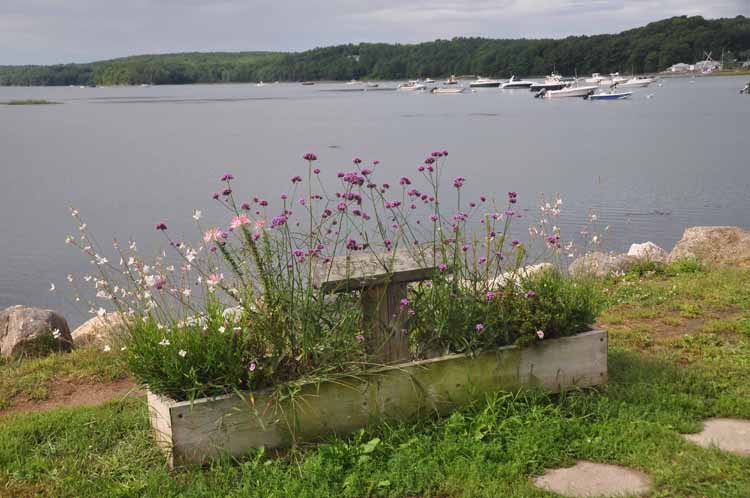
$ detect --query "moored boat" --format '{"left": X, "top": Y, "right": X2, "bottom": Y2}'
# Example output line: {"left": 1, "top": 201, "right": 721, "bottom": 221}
{"left": 445, "top": 75, "right": 459, "bottom": 85}
{"left": 618, "top": 76, "right": 656, "bottom": 88}
{"left": 537, "top": 85, "right": 598, "bottom": 99}
{"left": 469, "top": 77, "right": 503, "bottom": 88}
{"left": 500, "top": 75, "right": 535, "bottom": 89}
{"left": 398, "top": 81, "right": 427, "bottom": 91}
{"left": 529, "top": 73, "right": 573, "bottom": 92}
{"left": 585, "top": 73, "right": 605, "bottom": 84}
{"left": 430, "top": 87, "right": 466, "bottom": 94}
{"left": 586, "top": 91, "right": 633, "bottom": 101}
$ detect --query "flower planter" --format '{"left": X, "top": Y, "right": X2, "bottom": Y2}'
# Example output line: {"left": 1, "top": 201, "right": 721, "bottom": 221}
{"left": 148, "top": 329, "right": 607, "bottom": 468}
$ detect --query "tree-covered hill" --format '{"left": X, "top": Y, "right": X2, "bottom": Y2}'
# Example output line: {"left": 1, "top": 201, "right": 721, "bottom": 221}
{"left": 2, "top": 15, "right": 749, "bottom": 86}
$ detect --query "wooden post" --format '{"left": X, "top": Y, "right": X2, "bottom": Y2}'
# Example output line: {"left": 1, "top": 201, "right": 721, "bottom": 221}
{"left": 314, "top": 248, "right": 436, "bottom": 365}
{"left": 362, "top": 281, "right": 409, "bottom": 364}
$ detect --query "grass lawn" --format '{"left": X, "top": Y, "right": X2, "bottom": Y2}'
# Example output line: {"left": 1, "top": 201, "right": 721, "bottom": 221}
{"left": 1, "top": 264, "right": 749, "bottom": 497}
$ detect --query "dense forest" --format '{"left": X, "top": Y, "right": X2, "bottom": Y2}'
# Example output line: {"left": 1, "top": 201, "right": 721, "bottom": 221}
{"left": 2, "top": 15, "right": 749, "bottom": 86}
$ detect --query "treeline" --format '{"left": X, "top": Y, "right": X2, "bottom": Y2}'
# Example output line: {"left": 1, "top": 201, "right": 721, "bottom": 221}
{"left": 2, "top": 15, "right": 749, "bottom": 86}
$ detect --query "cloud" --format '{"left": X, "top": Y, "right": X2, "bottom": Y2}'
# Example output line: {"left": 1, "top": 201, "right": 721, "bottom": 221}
{"left": 0, "top": 0, "right": 747, "bottom": 64}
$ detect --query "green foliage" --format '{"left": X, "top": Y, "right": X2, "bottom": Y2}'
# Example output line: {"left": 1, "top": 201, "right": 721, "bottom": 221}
{"left": 2, "top": 16, "right": 749, "bottom": 86}
{"left": 411, "top": 269, "right": 602, "bottom": 354}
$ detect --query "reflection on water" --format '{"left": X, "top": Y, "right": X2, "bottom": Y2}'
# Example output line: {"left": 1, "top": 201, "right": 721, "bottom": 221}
{"left": 1, "top": 76, "right": 748, "bottom": 325}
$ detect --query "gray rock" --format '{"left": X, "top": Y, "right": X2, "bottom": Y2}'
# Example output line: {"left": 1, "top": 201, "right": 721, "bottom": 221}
{"left": 569, "top": 252, "right": 636, "bottom": 278}
{"left": 72, "top": 313, "right": 129, "bottom": 348}
{"left": 0, "top": 305, "right": 73, "bottom": 358}
{"left": 627, "top": 242, "right": 668, "bottom": 263}
{"left": 669, "top": 226, "right": 750, "bottom": 267}
{"left": 534, "top": 461, "right": 652, "bottom": 497}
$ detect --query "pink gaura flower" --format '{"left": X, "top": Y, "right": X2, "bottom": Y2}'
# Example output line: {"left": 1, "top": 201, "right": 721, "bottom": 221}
{"left": 207, "top": 273, "right": 224, "bottom": 288}
{"left": 230, "top": 214, "right": 251, "bottom": 230}
{"left": 203, "top": 228, "right": 224, "bottom": 244}
{"left": 536, "top": 330, "right": 545, "bottom": 340}
{"left": 355, "top": 334, "right": 365, "bottom": 343}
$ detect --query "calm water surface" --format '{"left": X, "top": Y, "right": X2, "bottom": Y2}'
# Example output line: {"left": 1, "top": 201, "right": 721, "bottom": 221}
{"left": 1, "top": 76, "right": 748, "bottom": 325}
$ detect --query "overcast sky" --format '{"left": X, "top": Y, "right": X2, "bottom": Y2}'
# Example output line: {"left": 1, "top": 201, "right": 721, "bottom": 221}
{"left": 1, "top": 0, "right": 748, "bottom": 65}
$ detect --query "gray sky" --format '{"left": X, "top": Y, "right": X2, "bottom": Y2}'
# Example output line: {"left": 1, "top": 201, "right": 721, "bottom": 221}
{"left": 1, "top": 0, "right": 748, "bottom": 65}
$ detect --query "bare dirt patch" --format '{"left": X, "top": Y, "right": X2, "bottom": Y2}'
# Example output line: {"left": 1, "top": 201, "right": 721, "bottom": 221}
{"left": 0, "top": 377, "right": 141, "bottom": 418}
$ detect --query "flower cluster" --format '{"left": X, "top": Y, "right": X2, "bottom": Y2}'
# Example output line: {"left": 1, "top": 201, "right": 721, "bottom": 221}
{"left": 63, "top": 150, "right": 599, "bottom": 401}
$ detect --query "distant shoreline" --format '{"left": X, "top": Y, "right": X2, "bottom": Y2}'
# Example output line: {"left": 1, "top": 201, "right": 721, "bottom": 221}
{"left": 0, "top": 72, "right": 747, "bottom": 89}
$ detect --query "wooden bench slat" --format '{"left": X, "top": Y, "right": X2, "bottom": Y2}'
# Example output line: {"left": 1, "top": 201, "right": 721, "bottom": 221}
{"left": 314, "top": 248, "right": 438, "bottom": 292}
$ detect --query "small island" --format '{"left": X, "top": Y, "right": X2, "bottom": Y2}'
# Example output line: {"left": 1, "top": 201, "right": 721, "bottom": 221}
{"left": 1, "top": 99, "right": 61, "bottom": 105}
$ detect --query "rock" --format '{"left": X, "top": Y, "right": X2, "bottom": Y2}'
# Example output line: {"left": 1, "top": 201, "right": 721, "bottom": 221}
{"left": 669, "top": 226, "right": 750, "bottom": 267}
{"left": 0, "top": 305, "right": 73, "bottom": 358}
{"left": 72, "top": 313, "right": 129, "bottom": 348}
{"left": 534, "top": 461, "right": 652, "bottom": 497}
{"left": 683, "top": 418, "right": 750, "bottom": 456}
{"left": 627, "top": 241, "right": 668, "bottom": 263}
{"left": 568, "top": 252, "right": 636, "bottom": 278}
{"left": 485, "top": 262, "right": 555, "bottom": 289}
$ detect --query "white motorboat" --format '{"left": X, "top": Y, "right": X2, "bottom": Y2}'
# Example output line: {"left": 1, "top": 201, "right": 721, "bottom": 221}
{"left": 529, "top": 73, "right": 572, "bottom": 92}
{"left": 398, "top": 81, "right": 427, "bottom": 91}
{"left": 618, "top": 76, "right": 656, "bottom": 88}
{"left": 600, "top": 73, "right": 628, "bottom": 86}
{"left": 586, "top": 90, "right": 633, "bottom": 101}
{"left": 256, "top": 81, "right": 265, "bottom": 87}
{"left": 346, "top": 79, "right": 359, "bottom": 85}
{"left": 423, "top": 77, "right": 435, "bottom": 84}
{"left": 445, "top": 75, "right": 459, "bottom": 85}
{"left": 585, "top": 73, "right": 605, "bottom": 84}
{"left": 430, "top": 87, "right": 466, "bottom": 94}
{"left": 538, "top": 85, "right": 598, "bottom": 99}
{"left": 500, "top": 75, "right": 535, "bottom": 89}
{"left": 469, "top": 77, "right": 503, "bottom": 88}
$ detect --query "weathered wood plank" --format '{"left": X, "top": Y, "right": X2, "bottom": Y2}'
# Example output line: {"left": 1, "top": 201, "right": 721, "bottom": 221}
{"left": 362, "top": 282, "right": 410, "bottom": 364}
{"left": 314, "top": 248, "right": 437, "bottom": 292}
{"left": 149, "top": 329, "right": 607, "bottom": 468}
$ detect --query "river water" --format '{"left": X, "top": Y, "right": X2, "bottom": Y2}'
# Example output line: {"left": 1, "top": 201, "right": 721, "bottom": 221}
{"left": 1, "top": 75, "right": 748, "bottom": 326}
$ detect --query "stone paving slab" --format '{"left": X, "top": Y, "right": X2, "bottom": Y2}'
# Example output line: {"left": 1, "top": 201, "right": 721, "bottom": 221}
{"left": 533, "top": 460, "right": 652, "bottom": 497}
{"left": 683, "top": 418, "right": 750, "bottom": 455}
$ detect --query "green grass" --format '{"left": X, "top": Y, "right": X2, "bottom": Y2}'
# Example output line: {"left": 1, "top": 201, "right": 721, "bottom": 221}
{"left": 2, "top": 267, "right": 750, "bottom": 497}
{"left": 1, "top": 99, "right": 60, "bottom": 105}
{"left": 0, "top": 348, "right": 128, "bottom": 410}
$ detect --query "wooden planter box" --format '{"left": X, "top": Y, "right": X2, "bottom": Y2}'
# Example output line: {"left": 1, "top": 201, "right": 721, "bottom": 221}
{"left": 148, "top": 329, "right": 607, "bottom": 468}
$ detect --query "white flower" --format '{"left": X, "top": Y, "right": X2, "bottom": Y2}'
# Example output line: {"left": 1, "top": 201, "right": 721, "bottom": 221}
{"left": 97, "top": 307, "right": 107, "bottom": 318}
{"left": 218, "top": 326, "right": 226, "bottom": 334}
{"left": 120, "top": 346, "right": 127, "bottom": 351}
{"left": 70, "top": 208, "right": 79, "bottom": 217}
{"left": 178, "top": 350, "right": 187, "bottom": 358}
{"left": 49, "top": 283, "right": 55, "bottom": 292}
{"left": 129, "top": 241, "right": 137, "bottom": 251}
{"left": 103, "top": 345, "right": 112, "bottom": 352}
{"left": 66, "top": 274, "right": 74, "bottom": 283}
{"left": 222, "top": 306, "right": 243, "bottom": 323}
{"left": 182, "top": 288, "right": 192, "bottom": 297}
{"left": 52, "top": 329, "right": 61, "bottom": 339}
{"left": 159, "top": 338, "right": 170, "bottom": 346}
{"left": 65, "top": 235, "right": 75, "bottom": 244}
{"left": 193, "top": 210, "right": 202, "bottom": 221}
